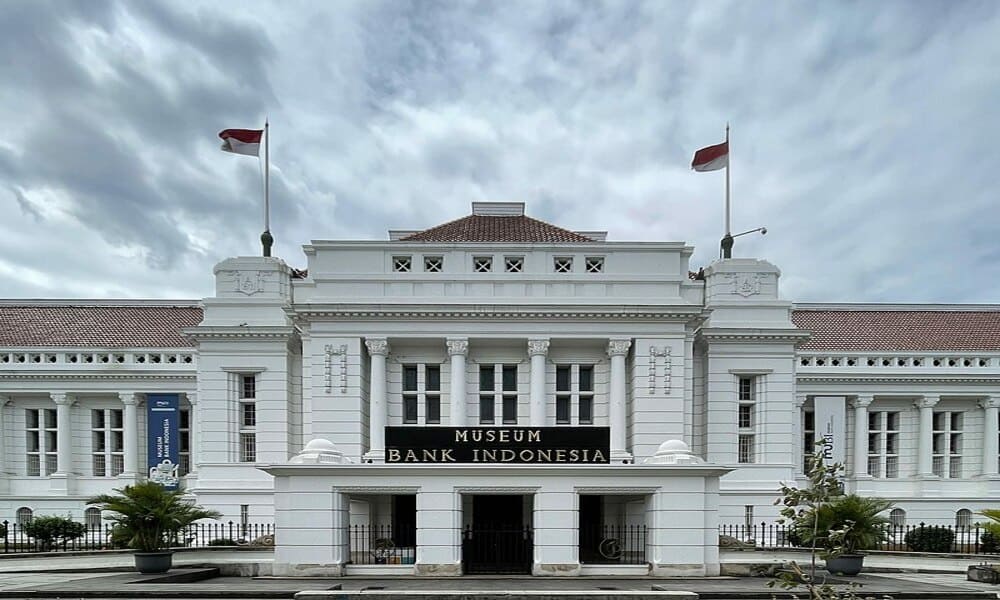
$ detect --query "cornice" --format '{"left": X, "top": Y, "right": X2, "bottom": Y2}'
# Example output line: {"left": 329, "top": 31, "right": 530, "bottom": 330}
{"left": 797, "top": 374, "right": 1000, "bottom": 385}
{"left": 289, "top": 304, "right": 704, "bottom": 322}
{"left": 698, "top": 328, "right": 811, "bottom": 344}
{"left": 182, "top": 326, "right": 297, "bottom": 341}
{"left": 0, "top": 372, "right": 195, "bottom": 381}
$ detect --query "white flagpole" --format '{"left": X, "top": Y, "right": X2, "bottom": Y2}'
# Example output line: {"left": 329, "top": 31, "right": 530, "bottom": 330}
{"left": 725, "top": 123, "right": 731, "bottom": 236}
{"left": 261, "top": 120, "right": 273, "bottom": 257}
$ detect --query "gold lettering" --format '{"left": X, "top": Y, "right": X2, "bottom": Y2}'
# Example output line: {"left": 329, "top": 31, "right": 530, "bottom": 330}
{"left": 441, "top": 449, "right": 456, "bottom": 462}
{"left": 513, "top": 430, "right": 524, "bottom": 442}
{"left": 405, "top": 449, "right": 418, "bottom": 462}
{"left": 387, "top": 449, "right": 401, "bottom": 462}
{"left": 473, "top": 449, "right": 481, "bottom": 462}
{"left": 570, "top": 449, "right": 580, "bottom": 462}
{"left": 593, "top": 450, "right": 606, "bottom": 462}
{"left": 486, "top": 430, "right": 496, "bottom": 442}
{"left": 499, "top": 429, "right": 509, "bottom": 443}
{"left": 500, "top": 449, "right": 516, "bottom": 462}
{"left": 422, "top": 449, "right": 437, "bottom": 462}
{"left": 482, "top": 449, "right": 497, "bottom": 462}
{"left": 555, "top": 449, "right": 567, "bottom": 462}
{"left": 456, "top": 430, "right": 468, "bottom": 442}
{"left": 519, "top": 449, "right": 534, "bottom": 462}
{"left": 528, "top": 430, "right": 541, "bottom": 443}
{"left": 536, "top": 449, "right": 551, "bottom": 462}
{"left": 580, "top": 449, "right": 590, "bottom": 461}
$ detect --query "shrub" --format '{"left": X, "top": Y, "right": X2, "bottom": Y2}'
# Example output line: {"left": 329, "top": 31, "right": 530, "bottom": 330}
{"left": 792, "top": 494, "right": 893, "bottom": 555}
{"left": 904, "top": 524, "right": 954, "bottom": 553}
{"left": 22, "top": 515, "right": 87, "bottom": 551}
{"left": 980, "top": 530, "right": 1000, "bottom": 554}
{"left": 208, "top": 538, "right": 239, "bottom": 546}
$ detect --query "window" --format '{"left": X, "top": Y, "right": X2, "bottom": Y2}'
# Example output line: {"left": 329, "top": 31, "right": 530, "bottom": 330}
{"left": 479, "top": 364, "right": 518, "bottom": 424}
{"left": 933, "top": 411, "right": 963, "bottom": 478}
{"left": 890, "top": 508, "right": 906, "bottom": 528}
{"left": 556, "top": 365, "right": 595, "bottom": 425}
{"left": 867, "top": 411, "right": 900, "bottom": 478}
{"left": 392, "top": 256, "right": 411, "bottom": 272}
{"left": 553, "top": 257, "right": 573, "bottom": 273}
{"left": 179, "top": 408, "right": 191, "bottom": 476}
{"left": 85, "top": 507, "right": 102, "bottom": 530}
{"left": 504, "top": 256, "right": 523, "bottom": 273}
{"left": 26, "top": 409, "right": 57, "bottom": 476}
{"left": 16, "top": 507, "right": 33, "bottom": 527}
{"left": 737, "top": 376, "right": 755, "bottom": 464}
{"left": 802, "top": 410, "right": 815, "bottom": 471}
{"left": 473, "top": 256, "right": 493, "bottom": 272}
{"left": 423, "top": 256, "right": 443, "bottom": 272}
{"left": 956, "top": 508, "right": 972, "bottom": 529}
{"left": 744, "top": 505, "right": 754, "bottom": 531}
{"left": 91, "top": 409, "right": 124, "bottom": 476}
{"left": 239, "top": 374, "right": 257, "bottom": 462}
{"left": 402, "top": 364, "right": 441, "bottom": 425}
{"left": 585, "top": 257, "right": 604, "bottom": 273}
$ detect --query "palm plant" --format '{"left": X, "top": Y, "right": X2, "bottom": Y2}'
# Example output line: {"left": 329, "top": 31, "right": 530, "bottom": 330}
{"left": 87, "top": 481, "right": 221, "bottom": 552}
{"left": 794, "top": 494, "right": 894, "bottom": 556}
{"left": 980, "top": 509, "right": 1000, "bottom": 537}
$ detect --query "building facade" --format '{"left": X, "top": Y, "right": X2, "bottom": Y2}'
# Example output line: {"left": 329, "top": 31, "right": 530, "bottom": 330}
{"left": 1, "top": 202, "right": 998, "bottom": 575}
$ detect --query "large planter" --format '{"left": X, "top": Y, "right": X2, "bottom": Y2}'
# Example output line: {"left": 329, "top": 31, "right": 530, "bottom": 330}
{"left": 134, "top": 551, "right": 173, "bottom": 574}
{"left": 825, "top": 554, "right": 864, "bottom": 577}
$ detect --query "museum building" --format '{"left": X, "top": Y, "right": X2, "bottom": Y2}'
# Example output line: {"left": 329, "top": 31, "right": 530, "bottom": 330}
{"left": 1, "top": 201, "right": 999, "bottom": 576}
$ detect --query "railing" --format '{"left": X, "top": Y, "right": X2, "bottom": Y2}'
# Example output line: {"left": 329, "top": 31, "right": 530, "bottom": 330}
{"left": 0, "top": 350, "right": 196, "bottom": 368}
{"left": 798, "top": 353, "right": 995, "bottom": 369}
{"left": 1, "top": 520, "right": 273, "bottom": 553}
{"left": 720, "top": 522, "right": 998, "bottom": 554}
{"left": 579, "top": 524, "right": 647, "bottom": 564}
{"left": 462, "top": 526, "right": 533, "bottom": 574}
{"left": 349, "top": 524, "right": 415, "bottom": 565}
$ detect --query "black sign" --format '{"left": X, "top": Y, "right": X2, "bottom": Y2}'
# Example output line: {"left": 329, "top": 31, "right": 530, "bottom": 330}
{"left": 385, "top": 426, "right": 610, "bottom": 464}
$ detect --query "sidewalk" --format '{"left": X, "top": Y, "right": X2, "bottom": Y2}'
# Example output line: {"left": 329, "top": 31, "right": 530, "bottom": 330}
{"left": 720, "top": 548, "right": 988, "bottom": 574}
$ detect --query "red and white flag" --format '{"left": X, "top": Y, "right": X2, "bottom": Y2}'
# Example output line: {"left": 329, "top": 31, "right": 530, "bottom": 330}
{"left": 219, "top": 129, "right": 263, "bottom": 156}
{"left": 691, "top": 140, "right": 729, "bottom": 172}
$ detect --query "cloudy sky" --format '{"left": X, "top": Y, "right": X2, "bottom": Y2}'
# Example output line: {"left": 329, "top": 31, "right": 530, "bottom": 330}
{"left": 2, "top": 1, "right": 998, "bottom": 303}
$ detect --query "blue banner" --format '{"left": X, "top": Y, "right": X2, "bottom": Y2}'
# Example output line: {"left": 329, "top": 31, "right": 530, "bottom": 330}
{"left": 146, "top": 393, "right": 180, "bottom": 490}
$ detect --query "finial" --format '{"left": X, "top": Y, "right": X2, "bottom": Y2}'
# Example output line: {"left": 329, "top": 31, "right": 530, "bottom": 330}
{"left": 261, "top": 230, "right": 273, "bottom": 257}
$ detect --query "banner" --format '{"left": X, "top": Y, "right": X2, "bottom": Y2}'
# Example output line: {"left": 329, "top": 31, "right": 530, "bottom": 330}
{"left": 385, "top": 426, "right": 610, "bottom": 464}
{"left": 813, "top": 396, "right": 847, "bottom": 466}
{"left": 147, "top": 393, "right": 180, "bottom": 489}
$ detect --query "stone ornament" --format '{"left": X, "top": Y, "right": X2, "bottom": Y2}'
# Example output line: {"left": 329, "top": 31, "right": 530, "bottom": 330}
{"left": 365, "top": 339, "right": 389, "bottom": 356}
{"left": 607, "top": 339, "right": 631, "bottom": 357}
{"left": 527, "top": 339, "right": 550, "bottom": 356}
{"left": 727, "top": 272, "right": 763, "bottom": 297}
{"left": 852, "top": 395, "right": 874, "bottom": 408}
{"left": 914, "top": 396, "right": 940, "bottom": 409}
{"left": 644, "top": 439, "right": 704, "bottom": 465}
{"left": 224, "top": 270, "right": 273, "bottom": 296}
{"left": 649, "top": 346, "right": 671, "bottom": 393}
{"left": 325, "top": 344, "right": 348, "bottom": 394}
{"left": 289, "top": 438, "right": 352, "bottom": 464}
{"left": 446, "top": 339, "right": 469, "bottom": 356}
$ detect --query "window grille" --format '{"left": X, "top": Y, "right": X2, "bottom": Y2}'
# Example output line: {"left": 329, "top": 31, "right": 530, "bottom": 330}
{"left": 85, "top": 507, "right": 102, "bottom": 530}
{"left": 956, "top": 508, "right": 972, "bottom": 529}
{"left": 25, "top": 408, "right": 57, "bottom": 476}
{"left": 401, "top": 364, "right": 441, "bottom": 425}
{"left": 890, "top": 508, "right": 906, "bottom": 527}
{"left": 423, "top": 256, "right": 443, "bottom": 272}
{"left": 737, "top": 376, "right": 756, "bottom": 463}
{"left": 479, "top": 364, "right": 518, "bottom": 424}
{"left": 91, "top": 409, "right": 124, "bottom": 477}
{"left": 504, "top": 256, "right": 523, "bottom": 272}
{"left": 238, "top": 373, "right": 257, "bottom": 463}
{"left": 392, "top": 256, "right": 411, "bottom": 272}
{"left": 473, "top": 256, "right": 493, "bottom": 272}
{"left": 585, "top": 257, "right": 604, "bottom": 273}
{"left": 738, "top": 434, "right": 755, "bottom": 464}
{"left": 744, "top": 505, "right": 754, "bottom": 530}
{"left": 802, "top": 409, "right": 815, "bottom": 471}
{"left": 16, "top": 507, "right": 33, "bottom": 527}
{"left": 554, "top": 257, "right": 573, "bottom": 273}
{"left": 556, "top": 365, "right": 595, "bottom": 425}
{"left": 933, "top": 411, "right": 963, "bottom": 478}
{"left": 867, "top": 411, "right": 900, "bottom": 478}
{"left": 239, "top": 433, "right": 256, "bottom": 462}
{"left": 179, "top": 408, "right": 191, "bottom": 476}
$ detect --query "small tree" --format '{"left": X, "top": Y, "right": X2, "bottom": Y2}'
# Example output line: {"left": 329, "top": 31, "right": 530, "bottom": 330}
{"left": 22, "top": 515, "right": 87, "bottom": 552}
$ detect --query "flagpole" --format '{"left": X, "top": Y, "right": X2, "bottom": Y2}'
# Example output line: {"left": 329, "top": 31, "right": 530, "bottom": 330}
{"left": 261, "top": 120, "right": 273, "bottom": 257}
{"left": 721, "top": 123, "right": 734, "bottom": 259}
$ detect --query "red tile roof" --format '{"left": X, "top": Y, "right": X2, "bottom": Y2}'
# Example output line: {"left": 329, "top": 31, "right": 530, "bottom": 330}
{"left": 792, "top": 309, "right": 1000, "bottom": 352}
{"left": 399, "top": 214, "right": 596, "bottom": 243}
{"left": 0, "top": 304, "right": 203, "bottom": 348}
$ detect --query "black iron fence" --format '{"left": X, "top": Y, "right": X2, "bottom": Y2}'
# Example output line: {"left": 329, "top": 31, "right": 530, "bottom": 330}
{"left": 720, "top": 522, "right": 999, "bottom": 554}
{"left": 1, "top": 520, "right": 274, "bottom": 554}
{"left": 349, "top": 524, "right": 415, "bottom": 565}
{"left": 462, "top": 526, "right": 533, "bottom": 574}
{"left": 579, "top": 524, "right": 647, "bottom": 564}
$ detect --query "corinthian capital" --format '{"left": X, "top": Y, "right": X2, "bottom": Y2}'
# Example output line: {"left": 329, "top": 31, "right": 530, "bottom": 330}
{"left": 914, "top": 395, "right": 940, "bottom": 409}
{"left": 365, "top": 338, "right": 389, "bottom": 356}
{"left": 527, "top": 339, "right": 550, "bottom": 357}
{"left": 607, "top": 339, "right": 632, "bottom": 357}
{"left": 979, "top": 397, "right": 1000, "bottom": 410}
{"left": 446, "top": 339, "right": 469, "bottom": 356}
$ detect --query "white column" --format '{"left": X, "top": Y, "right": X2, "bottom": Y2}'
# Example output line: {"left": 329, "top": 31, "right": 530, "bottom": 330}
{"left": 528, "top": 339, "right": 550, "bottom": 427}
{"left": 51, "top": 392, "right": 74, "bottom": 475}
{"left": 185, "top": 392, "right": 199, "bottom": 478}
{"left": 980, "top": 396, "right": 1000, "bottom": 477}
{"left": 119, "top": 392, "right": 140, "bottom": 477}
{"left": 607, "top": 339, "right": 632, "bottom": 463}
{"left": 852, "top": 395, "right": 873, "bottom": 478}
{"left": 446, "top": 339, "right": 468, "bottom": 427}
{"left": 364, "top": 338, "right": 389, "bottom": 463}
{"left": 0, "top": 395, "right": 8, "bottom": 477}
{"left": 915, "top": 395, "right": 939, "bottom": 477}
{"left": 794, "top": 394, "right": 807, "bottom": 473}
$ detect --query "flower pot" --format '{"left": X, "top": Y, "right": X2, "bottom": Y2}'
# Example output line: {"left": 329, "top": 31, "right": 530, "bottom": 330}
{"left": 825, "top": 554, "right": 864, "bottom": 577}
{"left": 134, "top": 551, "right": 173, "bottom": 574}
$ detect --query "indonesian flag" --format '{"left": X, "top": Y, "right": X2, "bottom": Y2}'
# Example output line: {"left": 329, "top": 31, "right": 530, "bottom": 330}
{"left": 691, "top": 141, "right": 729, "bottom": 172}
{"left": 219, "top": 129, "right": 263, "bottom": 156}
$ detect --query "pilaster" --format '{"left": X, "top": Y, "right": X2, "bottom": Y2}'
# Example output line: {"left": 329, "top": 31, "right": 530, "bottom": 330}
{"left": 363, "top": 338, "right": 389, "bottom": 463}
{"left": 852, "top": 395, "right": 873, "bottom": 479}
{"left": 118, "top": 392, "right": 141, "bottom": 481}
{"left": 607, "top": 339, "right": 632, "bottom": 464}
{"left": 50, "top": 392, "right": 76, "bottom": 494}
{"left": 528, "top": 339, "right": 550, "bottom": 427}
{"left": 915, "top": 395, "right": 940, "bottom": 478}
{"left": 979, "top": 396, "right": 1000, "bottom": 478}
{"left": 446, "top": 339, "right": 469, "bottom": 427}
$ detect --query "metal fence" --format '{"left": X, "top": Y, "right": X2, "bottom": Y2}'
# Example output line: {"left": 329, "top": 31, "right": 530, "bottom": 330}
{"left": 1, "top": 520, "right": 274, "bottom": 554}
{"left": 720, "top": 522, "right": 998, "bottom": 554}
{"left": 349, "top": 524, "right": 415, "bottom": 565}
{"left": 579, "top": 524, "right": 647, "bottom": 564}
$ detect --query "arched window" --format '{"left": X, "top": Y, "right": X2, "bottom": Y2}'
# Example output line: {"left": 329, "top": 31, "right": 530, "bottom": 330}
{"left": 16, "top": 507, "right": 33, "bottom": 527}
{"left": 84, "top": 507, "right": 102, "bottom": 530}
{"left": 956, "top": 508, "right": 972, "bottom": 529}
{"left": 890, "top": 508, "right": 906, "bottom": 528}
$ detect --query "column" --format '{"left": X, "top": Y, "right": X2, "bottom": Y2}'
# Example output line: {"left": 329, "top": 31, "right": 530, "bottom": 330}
{"left": 0, "top": 396, "right": 9, "bottom": 494}
{"left": 186, "top": 392, "right": 199, "bottom": 478}
{"left": 51, "top": 392, "right": 74, "bottom": 475}
{"left": 852, "top": 395, "right": 873, "bottom": 478}
{"left": 794, "top": 394, "right": 807, "bottom": 473}
{"left": 980, "top": 396, "right": 1000, "bottom": 477}
{"left": 119, "top": 392, "right": 140, "bottom": 478}
{"left": 528, "top": 339, "right": 550, "bottom": 427}
{"left": 364, "top": 338, "right": 389, "bottom": 463}
{"left": 915, "top": 395, "right": 939, "bottom": 477}
{"left": 607, "top": 339, "right": 632, "bottom": 463}
{"left": 446, "top": 339, "right": 468, "bottom": 427}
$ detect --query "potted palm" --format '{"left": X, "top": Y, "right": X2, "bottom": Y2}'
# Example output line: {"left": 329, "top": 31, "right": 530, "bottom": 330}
{"left": 794, "top": 494, "right": 893, "bottom": 576}
{"left": 87, "top": 481, "right": 221, "bottom": 573}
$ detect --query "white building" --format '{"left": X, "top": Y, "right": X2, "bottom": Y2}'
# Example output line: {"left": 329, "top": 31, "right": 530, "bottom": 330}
{"left": 1, "top": 201, "right": 998, "bottom": 575}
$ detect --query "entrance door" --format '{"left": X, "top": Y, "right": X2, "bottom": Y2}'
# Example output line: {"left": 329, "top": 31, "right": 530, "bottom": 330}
{"left": 462, "top": 495, "right": 532, "bottom": 574}
{"left": 578, "top": 495, "right": 604, "bottom": 563}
